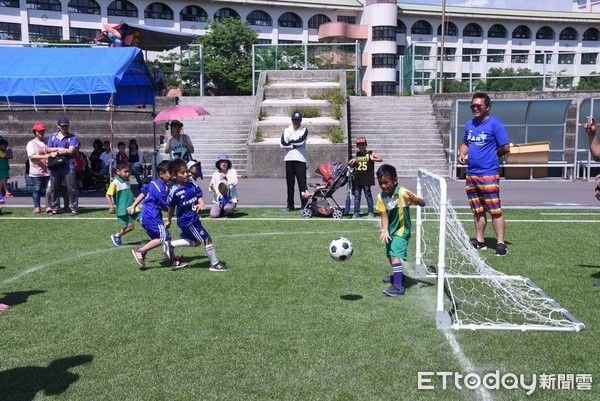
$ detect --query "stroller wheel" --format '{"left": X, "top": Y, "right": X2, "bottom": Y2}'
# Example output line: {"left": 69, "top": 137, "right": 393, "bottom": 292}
{"left": 302, "top": 208, "right": 313, "bottom": 218}
{"left": 332, "top": 209, "right": 343, "bottom": 220}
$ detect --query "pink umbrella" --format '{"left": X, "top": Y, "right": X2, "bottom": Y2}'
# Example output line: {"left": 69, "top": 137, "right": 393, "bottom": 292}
{"left": 154, "top": 105, "right": 210, "bottom": 122}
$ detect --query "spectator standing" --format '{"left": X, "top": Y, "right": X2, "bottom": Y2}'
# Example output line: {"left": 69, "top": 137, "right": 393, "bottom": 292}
{"left": 0, "top": 138, "right": 11, "bottom": 197}
{"left": 153, "top": 65, "right": 166, "bottom": 96}
{"left": 280, "top": 112, "right": 308, "bottom": 212}
{"left": 349, "top": 136, "right": 383, "bottom": 219}
{"left": 164, "top": 120, "right": 194, "bottom": 162}
{"left": 457, "top": 93, "right": 511, "bottom": 256}
{"left": 47, "top": 117, "right": 79, "bottom": 215}
{"left": 26, "top": 122, "right": 61, "bottom": 213}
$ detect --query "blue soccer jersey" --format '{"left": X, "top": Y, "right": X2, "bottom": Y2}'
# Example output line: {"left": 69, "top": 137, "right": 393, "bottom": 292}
{"left": 168, "top": 180, "right": 204, "bottom": 228}
{"left": 141, "top": 179, "right": 169, "bottom": 229}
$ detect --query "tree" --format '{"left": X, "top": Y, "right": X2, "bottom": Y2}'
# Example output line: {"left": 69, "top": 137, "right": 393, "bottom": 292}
{"left": 198, "top": 17, "right": 258, "bottom": 95}
{"left": 475, "top": 67, "right": 542, "bottom": 92}
{"left": 577, "top": 72, "right": 600, "bottom": 90}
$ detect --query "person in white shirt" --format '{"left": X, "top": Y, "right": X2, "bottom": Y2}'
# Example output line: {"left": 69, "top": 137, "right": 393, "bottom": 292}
{"left": 207, "top": 155, "right": 238, "bottom": 218}
{"left": 280, "top": 112, "right": 308, "bottom": 212}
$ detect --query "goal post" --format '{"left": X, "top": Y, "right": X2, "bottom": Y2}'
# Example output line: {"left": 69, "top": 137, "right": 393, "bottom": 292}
{"left": 415, "top": 168, "right": 585, "bottom": 332}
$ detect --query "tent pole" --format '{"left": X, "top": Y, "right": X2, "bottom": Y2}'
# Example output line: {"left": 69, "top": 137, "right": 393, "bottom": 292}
{"left": 108, "top": 94, "right": 115, "bottom": 183}
{"left": 152, "top": 92, "right": 158, "bottom": 180}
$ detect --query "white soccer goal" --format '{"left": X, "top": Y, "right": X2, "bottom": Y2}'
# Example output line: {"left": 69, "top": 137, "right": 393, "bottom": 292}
{"left": 415, "top": 168, "right": 585, "bottom": 332}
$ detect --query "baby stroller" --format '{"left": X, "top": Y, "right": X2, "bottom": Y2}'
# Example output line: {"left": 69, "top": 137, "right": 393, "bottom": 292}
{"left": 302, "top": 161, "right": 350, "bottom": 219}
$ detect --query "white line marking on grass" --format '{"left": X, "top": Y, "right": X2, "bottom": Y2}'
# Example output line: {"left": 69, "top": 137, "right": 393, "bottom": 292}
{"left": 0, "top": 248, "right": 115, "bottom": 288}
{"left": 443, "top": 330, "right": 494, "bottom": 401}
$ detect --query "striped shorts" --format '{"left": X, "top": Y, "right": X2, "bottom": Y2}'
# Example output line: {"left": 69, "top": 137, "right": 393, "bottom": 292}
{"left": 465, "top": 174, "right": 502, "bottom": 215}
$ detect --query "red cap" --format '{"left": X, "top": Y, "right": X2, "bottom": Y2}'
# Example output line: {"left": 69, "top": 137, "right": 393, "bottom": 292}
{"left": 356, "top": 136, "right": 367, "bottom": 145}
{"left": 32, "top": 122, "right": 46, "bottom": 132}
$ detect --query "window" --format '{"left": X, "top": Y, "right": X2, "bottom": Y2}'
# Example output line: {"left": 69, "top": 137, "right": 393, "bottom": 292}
{"left": 437, "top": 22, "right": 457, "bottom": 36}
{"left": 278, "top": 40, "right": 301, "bottom": 44}
{"left": 337, "top": 16, "right": 355, "bottom": 24}
{"left": 181, "top": 6, "right": 207, "bottom": 22}
{"left": 462, "top": 48, "right": 480, "bottom": 62}
{"left": 372, "top": 53, "right": 397, "bottom": 68}
{"left": 107, "top": 1, "right": 137, "bottom": 18}
{"left": 397, "top": 20, "right": 406, "bottom": 34}
{"left": 414, "top": 72, "right": 431, "bottom": 86}
{"left": 214, "top": 8, "right": 240, "bottom": 21}
{"left": 411, "top": 20, "right": 432, "bottom": 35}
{"left": 29, "top": 24, "right": 62, "bottom": 41}
{"left": 581, "top": 53, "right": 598, "bottom": 65}
{"left": 463, "top": 23, "right": 482, "bottom": 37}
{"left": 278, "top": 12, "right": 302, "bottom": 28}
{"left": 144, "top": 2, "right": 173, "bottom": 20}
{"left": 372, "top": 81, "right": 396, "bottom": 96}
{"left": 557, "top": 76, "right": 573, "bottom": 88}
{"left": 558, "top": 52, "right": 575, "bottom": 64}
{"left": 246, "top": 10, "right": 271, "bottom": 27}
{"left": 535, "top": 51, "right": 552, "bottom": 64}
{"left": 257, "top": 38, "right": 271, "bottom": 44}
{"left": 536, "top": 26, "right": 554, "bottom": 40}
{"left": 372, "top": 26, "right": 396, "bottom": 41}
{"left": 308, "top": 14, "right": 330, "bottom": 30}
{"left": 511, "top": 50, "right": 529, "bottom": 63}
{"left": 0, "top": 0, "right": 20, "bottom": 7}
{"left": 68, "top": 0, "right": 100, "bottom": 15}
{"left": 440, "top": 47, "right": 456, "bottom": 61}
{"left": 512, "top": 25, "right": 531, "bottom": 39}
{"left": 0, "top": 22, "right": 20, "bottom": 40}
{"left": 26, "top": 0, "right": 61, "bottom": 11}
{"left": 488, "top": 24, "right": 507, "bottom": 38}
{"left": 415, "top": 46, "right": 431, "bottom": 60}
{"left": 396, "top": 45, "right": 405, "bottom": 55}
{"left": 583, "top": 28, "right": 599, "bottom": 41}
{"left": 487, "top": 49, "right": 505, "bottom": 63}
{"left": 559, "top": 27, "right": 577, "bottom": 41}
{"left": 69, "top": 27, "right": 100, "bottom": 42}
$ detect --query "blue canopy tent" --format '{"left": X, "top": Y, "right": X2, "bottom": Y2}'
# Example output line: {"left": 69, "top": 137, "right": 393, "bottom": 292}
{"left": 0, "top": 47, "right": 154, "bottom": 107}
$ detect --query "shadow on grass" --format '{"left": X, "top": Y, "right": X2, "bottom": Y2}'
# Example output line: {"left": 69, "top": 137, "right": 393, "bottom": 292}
{"left": 0, "top": 290, "right": 45, "bottom": 307}
{"left": 340, "top": 294, "right": 363, "bottom": 301}
{"left": 0, "top": 354, "right": 93, "bottom": 401}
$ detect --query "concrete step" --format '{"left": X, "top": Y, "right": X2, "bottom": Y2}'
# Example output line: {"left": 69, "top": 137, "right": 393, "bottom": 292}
{"left": 260, "top": 99, "right": 332, "bottom": 116}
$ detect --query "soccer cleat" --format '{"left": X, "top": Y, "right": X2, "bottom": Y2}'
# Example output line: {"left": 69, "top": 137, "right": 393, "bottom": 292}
{"left": 4, "top": 192, "right": 13, "bottom": 198}
{"left": 209, "top": 261, "right": 230, "bottom": 272}
{"left": 111, "top": 234, "right": 122, "bottom": 247}
{"left": 171, "top": 256, "right": 188, "bottom": 269}
{"left": 495, "top": 243, "right": 508, "bottom": 256}
{"left": 383, "top": 284, "right": 405, "bottom": 297}
{"left": 32, "top": 207, "right": 40, "bottom": 214}
{"left": 71, "top": 210, "right": 78, "bottom": 216}
{"left": 162, "top": 241, "right": 174, "bottom": 262}
{"left": 46, "top": 207, "right": 53, "bottom": 214}
{"left": 132, "top": 249, "right": 145, "bottom": 268}
{"left": 471, "top": 239, "right": 487, "bottom": 250}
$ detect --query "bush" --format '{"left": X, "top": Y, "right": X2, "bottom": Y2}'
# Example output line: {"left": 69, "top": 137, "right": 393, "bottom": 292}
{"left": 328, "top": 126, "right": 344, "bottom": 143}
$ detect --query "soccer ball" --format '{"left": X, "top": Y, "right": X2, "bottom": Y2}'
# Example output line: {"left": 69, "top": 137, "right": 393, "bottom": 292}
{"left": 329, "top": 237, "right": 353, "bottom": 261}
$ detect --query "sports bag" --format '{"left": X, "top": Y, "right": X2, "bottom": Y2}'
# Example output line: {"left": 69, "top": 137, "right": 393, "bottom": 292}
{"left": 47, "top": 154, "right": 68, "bottom": 170}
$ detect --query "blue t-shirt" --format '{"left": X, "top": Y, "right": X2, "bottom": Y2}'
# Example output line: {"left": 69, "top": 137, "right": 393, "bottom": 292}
{"left": 47, "top": 131, "right": 79, "bottom": 171}
{"left": 168, "top": 180, "right": 204, "bottom": 228}
{"left": 141, "top": 179, "right": 169, "bottom": 228}
{"left": 463, "top": 115, "right": 510, "bottom": 175}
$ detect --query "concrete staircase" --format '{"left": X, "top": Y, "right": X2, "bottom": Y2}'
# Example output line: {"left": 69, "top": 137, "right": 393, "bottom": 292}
{"left": 349, "top": 96, "right": 448, "bottom": 178}
{"left": 177, "top": 96, "right": 255, "bottom": 176}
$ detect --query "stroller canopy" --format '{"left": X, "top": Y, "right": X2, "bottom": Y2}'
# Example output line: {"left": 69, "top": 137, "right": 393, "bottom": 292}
{"left": 315, "top": 162, "right": 345, "bottom": 183}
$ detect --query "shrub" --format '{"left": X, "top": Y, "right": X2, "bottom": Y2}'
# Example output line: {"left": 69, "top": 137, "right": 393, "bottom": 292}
{"left": 328, "top": 125, "right": 344, "bottom": 143}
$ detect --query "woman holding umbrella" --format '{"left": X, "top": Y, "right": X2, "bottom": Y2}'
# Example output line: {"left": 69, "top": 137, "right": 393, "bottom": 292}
{"left": 164, "top": 120, "right": 194, "bottom": 162}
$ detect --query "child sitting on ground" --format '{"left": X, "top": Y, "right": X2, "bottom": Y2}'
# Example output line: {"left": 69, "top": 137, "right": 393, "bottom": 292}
{"left": 207, "top": 154, "right": 238, "bottom": 218}
{"left": 106, "top": 161, "right": 142, "bottom": 246}
{"left": 166, "top": 158, "right": 230, "bottom": 271}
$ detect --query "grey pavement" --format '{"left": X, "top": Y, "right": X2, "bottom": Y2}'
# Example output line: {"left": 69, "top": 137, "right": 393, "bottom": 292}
{"left": 5, "top": 176, "right": 600, "bottom": 209}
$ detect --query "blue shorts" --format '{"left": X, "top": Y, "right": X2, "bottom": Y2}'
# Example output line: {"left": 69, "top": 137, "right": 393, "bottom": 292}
{"left": 142, "top": 222, "right": 170, "bottom": 242}
{"left": 180, "top": 221, "right": 210, "bottom": 243}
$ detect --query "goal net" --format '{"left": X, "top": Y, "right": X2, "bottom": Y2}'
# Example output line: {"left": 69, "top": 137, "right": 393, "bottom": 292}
{"left": 415, "top": 169, "right": 585, "bottom": 332}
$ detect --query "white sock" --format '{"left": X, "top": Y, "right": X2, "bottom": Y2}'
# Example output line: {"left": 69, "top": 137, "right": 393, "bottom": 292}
{"left": 171, "top": 239, "right": 195, "bottom": 247}
{"left": 205, "top": 243, "right": 218, "bottom": 265}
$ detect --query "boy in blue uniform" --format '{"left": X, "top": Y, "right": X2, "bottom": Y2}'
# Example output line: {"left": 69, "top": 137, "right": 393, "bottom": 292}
{"left": 166, "top": 158, "right": 229, "bottom": 271}
{"left": 376, "top": 164, "right": 426, "bottom": 297}
{"left": 106, "top": 161, "right": 142, "bottom": 246}
{"left": 129, "top": 160, "right": 186, "bottom": 269}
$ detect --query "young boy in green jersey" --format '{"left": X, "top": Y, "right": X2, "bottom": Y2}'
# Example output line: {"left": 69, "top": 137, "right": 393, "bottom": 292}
{"left": 376, "top": 164, "right": 426, "bottom": 297}
{"left": 106, "top": 161, "right": 141, "bottom": 246}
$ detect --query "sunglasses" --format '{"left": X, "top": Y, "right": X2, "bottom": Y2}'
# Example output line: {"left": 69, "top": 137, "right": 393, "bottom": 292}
{"left": 470, "top": 104, "right": 487, "bottom": 110}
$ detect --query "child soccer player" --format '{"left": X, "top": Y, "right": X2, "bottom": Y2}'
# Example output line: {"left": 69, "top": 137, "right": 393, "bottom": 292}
{"left": 129, "top": 160, "right": 186, "bottom": 269}
{"left": 106, "top": 161, "right": 141, "bottom": 246}
{"left": 166, "top": 158, "right": 230, "bottom": 271}
{"left": 349, "top": 136, "right": 382, "bottom": 219}
{"left": 376, "top": 164, "right": 426, "bottom": 297}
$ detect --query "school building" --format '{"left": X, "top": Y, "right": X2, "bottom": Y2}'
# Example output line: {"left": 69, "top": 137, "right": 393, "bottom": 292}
{"left": 1, "top": 1, "right": 600, "bottom": 95}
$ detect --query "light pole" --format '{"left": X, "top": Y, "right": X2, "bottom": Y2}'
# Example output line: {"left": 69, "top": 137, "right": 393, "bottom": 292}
{"left": 439, "top": 0, "right": 446, "bottom": 94}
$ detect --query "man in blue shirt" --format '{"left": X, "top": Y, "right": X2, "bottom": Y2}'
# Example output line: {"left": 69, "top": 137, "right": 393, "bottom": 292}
{"left": 47, "top": 116, "right": 79, "bottom": 215}
{"left": 457, "top": 93, "right": 511, "bottom": 256}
